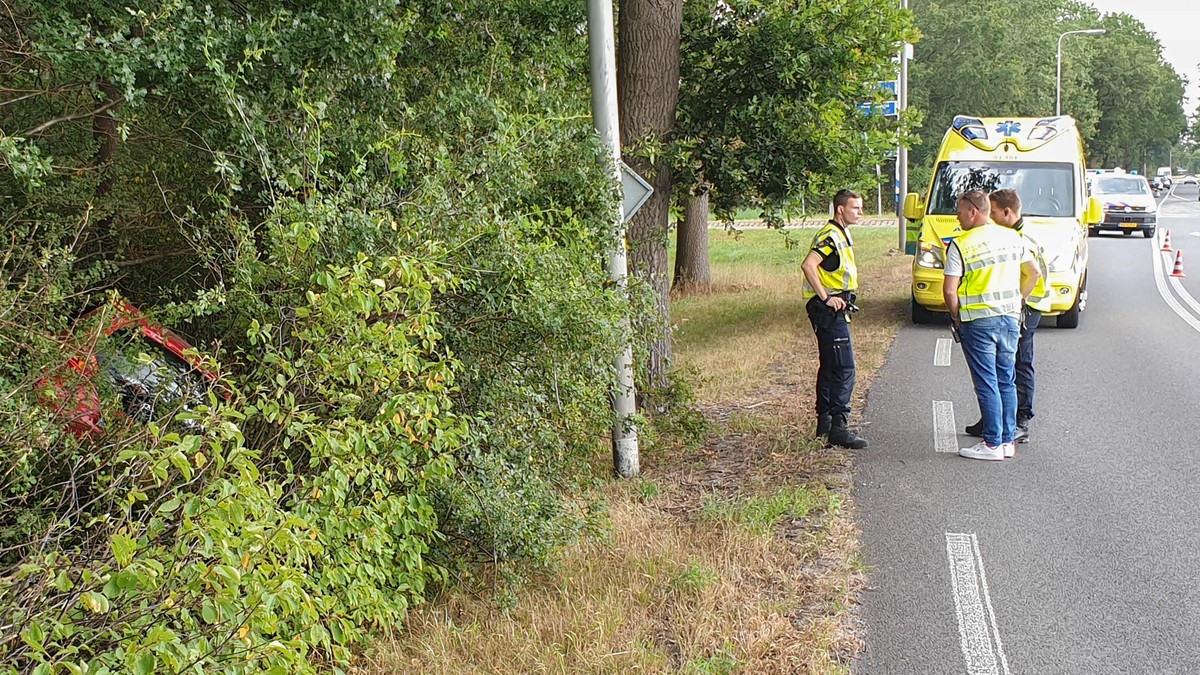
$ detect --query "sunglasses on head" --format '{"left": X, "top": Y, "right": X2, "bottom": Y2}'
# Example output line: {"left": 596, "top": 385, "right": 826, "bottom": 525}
{"left": 960, "top": 194, "right": 986, "bottom": 211}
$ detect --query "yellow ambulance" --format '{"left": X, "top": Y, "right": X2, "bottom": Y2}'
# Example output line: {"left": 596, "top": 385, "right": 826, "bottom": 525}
{"left": 903, "top": 115, "right": 1103, "bottom": 328}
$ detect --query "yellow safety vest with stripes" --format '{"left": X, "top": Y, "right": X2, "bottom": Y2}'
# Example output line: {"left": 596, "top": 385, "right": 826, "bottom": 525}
{"left": 955, "top": 223, "right": 1025, "bottom": 322}
{"left": 802, "top": 221, "right": 858, "bottom": 299}
{"left": 1015, "top": 222, "right": 1053, "bottom": 313}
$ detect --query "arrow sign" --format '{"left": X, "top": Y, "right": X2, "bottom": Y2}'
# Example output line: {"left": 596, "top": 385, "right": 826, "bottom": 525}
{"left": 620, "top": 161, "right": 654, "bottom": 223}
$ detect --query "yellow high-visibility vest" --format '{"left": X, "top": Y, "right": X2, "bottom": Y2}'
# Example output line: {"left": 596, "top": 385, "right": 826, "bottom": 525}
{"left": 1016, "top": 224, "right": 1053, "bottom": 313}
{"left": 955, "top": 223, "right": 1025, "bottom": 321}
{"left": 802, "top": 221, "right": 858, "bottom": 299}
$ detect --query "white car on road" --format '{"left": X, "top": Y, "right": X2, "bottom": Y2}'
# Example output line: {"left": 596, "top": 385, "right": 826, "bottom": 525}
{"left": 1089, "top": 174, "right": 1158, "bottom": 238}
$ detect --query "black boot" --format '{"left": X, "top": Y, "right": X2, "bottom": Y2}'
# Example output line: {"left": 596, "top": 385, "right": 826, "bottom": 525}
{"left": 815, "top": 413, "right": 832, "bottom": 440}
{"left": 828, "top": 413, "right": 869, "bottom": 449}
{"left": 965, "top": 419, "right": 984, "bottom": 437}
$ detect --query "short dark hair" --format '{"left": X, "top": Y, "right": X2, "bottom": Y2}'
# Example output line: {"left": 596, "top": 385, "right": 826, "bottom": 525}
{"left": 957, "top": 189, "right": 990, "bottom": 215}
{"left": 988, "top": 188, "right": 1021, "bottom": 213}
{"left": 833, "top": 189, "right": 862, "bottom": 210}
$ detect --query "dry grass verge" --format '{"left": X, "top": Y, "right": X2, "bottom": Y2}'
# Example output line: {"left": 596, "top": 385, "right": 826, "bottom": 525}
{"left": 365, "top": 227, "right": 911, "bottom": 674}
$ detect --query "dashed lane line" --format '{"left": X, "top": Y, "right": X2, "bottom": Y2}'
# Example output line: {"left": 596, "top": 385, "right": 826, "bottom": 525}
{"left": 933, "top": 400, "right": 957, "bottom": 454}
{"left": 946, "top": 533, "right": 1012, "bottom": 675}
{"left": 934, "top": 337, "right": 952, "bottom": 367}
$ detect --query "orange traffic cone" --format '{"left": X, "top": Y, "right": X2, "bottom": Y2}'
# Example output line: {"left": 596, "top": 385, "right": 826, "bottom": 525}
{"left": 1161, "top": 229, "right": 1174, "bottom": 252}
{"left": 1171, "top": 250, "right": 1187, "bottom": 278}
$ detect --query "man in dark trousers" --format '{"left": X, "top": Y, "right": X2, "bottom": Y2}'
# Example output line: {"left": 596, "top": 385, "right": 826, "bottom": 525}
{"left": 801, "top": 189, "right": 869, "bottom": 449}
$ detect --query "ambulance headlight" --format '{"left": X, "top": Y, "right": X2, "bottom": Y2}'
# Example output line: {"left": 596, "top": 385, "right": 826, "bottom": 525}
{"left": 916, "top": 242, "right": 944, "bottom": 269}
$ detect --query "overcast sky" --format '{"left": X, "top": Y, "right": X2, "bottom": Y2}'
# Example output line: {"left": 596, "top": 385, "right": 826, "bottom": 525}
{"left": 1082, "top": 0, "right": 1200, "bottom": 112}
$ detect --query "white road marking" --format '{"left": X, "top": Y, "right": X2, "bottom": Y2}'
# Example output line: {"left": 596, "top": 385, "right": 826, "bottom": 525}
{"left": 1165, "top": 182, "right": 1194, "bottom": 203}
{"left": 1189, "top": 232, "right": 1200, "bottom": 238}
{"left": 1151, "top": 224, "right": 1200, "bottom": 334}
{"left": 1166, "top": 253, "right": 1200, "bottom": 319}
{"left": 934, "top": 337, "right": 952, "bottom": 367}
{"left": 933, "top": 400, "right": 957, "bottom": 453}
{"left": 945, "top": 533, "right": 1012, "bottom": 675}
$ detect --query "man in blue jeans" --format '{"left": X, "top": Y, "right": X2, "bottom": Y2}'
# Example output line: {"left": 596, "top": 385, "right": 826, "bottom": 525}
{"left": 943, "top": 190, "right": 1041, "bottom": 461}
{"left": 964, "top": 189, "right": 1051, "bottom": 444}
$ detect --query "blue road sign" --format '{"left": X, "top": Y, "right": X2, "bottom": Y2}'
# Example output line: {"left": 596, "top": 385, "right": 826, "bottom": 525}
{"left": 877, "top": 80, "right": 898, "bottom": 96}
{"left": 857, "top": 101, "right": 898, "bottom": 117}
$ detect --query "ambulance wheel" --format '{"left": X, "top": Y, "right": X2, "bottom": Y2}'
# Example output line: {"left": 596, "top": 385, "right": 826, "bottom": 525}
{"left": 1057, "top": 274, "right": 1086, "bottom": 329}
{"left": 911, "top": 296, "right": 942, "bottom": 325}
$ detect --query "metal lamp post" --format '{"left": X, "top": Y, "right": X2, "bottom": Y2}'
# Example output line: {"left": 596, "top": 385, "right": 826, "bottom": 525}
{"left": 1056, "top": 29, "right": 1105, "bottom": 116}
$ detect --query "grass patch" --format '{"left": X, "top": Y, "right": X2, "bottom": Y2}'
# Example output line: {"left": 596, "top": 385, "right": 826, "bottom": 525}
{"left": 367, "top": 225, "right": 912, "bottom": 674}
{"left": 698, "top": 486, "right": 832, "bottom": 536}
{"left": 673, "top": 226, "right": 909, "bottom": 403}
{"left": 669, "top": 558, "right": 721, "bottom": 595}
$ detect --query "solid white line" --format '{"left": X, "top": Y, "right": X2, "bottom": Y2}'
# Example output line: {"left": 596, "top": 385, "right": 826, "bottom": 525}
{"left": 1168, "top": 260, "right": 1200, "bottom": 319}
{"left": 933, "top": 400, "right": 957, "bottom": 453}
{"left": 972, "top": 534, "right": 1013, "bottom": 675}
{"left": 1151, "top": 226, "right": 1200, "bottom": 334}
{"left": 946, "top": 533, "right": 1011, "bottom": 675}
{"left": 1164, "top": 181, "right": 1190, "bottom": 203}
{"left": 934, "top": 337, "right": 952, "bottom": 367}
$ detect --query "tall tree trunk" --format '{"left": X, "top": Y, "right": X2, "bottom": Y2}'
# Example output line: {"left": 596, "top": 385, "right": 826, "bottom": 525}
{"left": 617, "top": 0, "right": 682, "bottom": 393}
{"left": 673, "top": 189, "right": 711, "bottom": 293}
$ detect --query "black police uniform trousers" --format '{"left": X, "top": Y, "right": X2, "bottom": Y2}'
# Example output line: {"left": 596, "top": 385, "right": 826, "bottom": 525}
{"left": 1016, "top": 307, "right": 1040, "bottom": 422}
{"left": 806, "top": 292, "right": 856, "bottom": 417}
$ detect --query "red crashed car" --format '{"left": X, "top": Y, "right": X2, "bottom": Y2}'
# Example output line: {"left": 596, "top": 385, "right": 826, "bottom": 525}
{"left": 36, "top": 301, "right": 223, "bottom": 436}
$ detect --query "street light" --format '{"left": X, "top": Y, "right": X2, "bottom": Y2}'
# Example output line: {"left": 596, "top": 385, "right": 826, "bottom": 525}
{"left": 1057, "top": 29, "right": 1105, "bottom": 116}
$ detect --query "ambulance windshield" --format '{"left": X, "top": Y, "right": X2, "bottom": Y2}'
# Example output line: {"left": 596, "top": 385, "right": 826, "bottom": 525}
{"left": 928, "top": 161, "right": 1076, "bottom": 218}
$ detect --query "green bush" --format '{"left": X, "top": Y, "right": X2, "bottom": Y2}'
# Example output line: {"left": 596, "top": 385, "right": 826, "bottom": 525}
{"left": 1, "top": 0, "right": 644, "bottom": 671}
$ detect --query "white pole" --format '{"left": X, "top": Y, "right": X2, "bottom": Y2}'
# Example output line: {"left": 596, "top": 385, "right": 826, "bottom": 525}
{"left": 587, "top": 0, "right": 639, "bottom": 478}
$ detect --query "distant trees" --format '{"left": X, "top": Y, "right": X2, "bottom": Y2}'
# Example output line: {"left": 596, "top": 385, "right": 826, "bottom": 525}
{"left": 907, "top": 0, "right": 1187, "bottom": 186}
{"left": 1087, "top": 12, "right": 1187, "bottom": 169}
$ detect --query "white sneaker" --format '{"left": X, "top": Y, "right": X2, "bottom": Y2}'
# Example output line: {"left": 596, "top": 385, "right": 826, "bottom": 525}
{"left": 1002, "top": 442, "right": 1015, "bottom": 459}
{"left": 959, "top": 441, "right": 1004, "bottom": 461}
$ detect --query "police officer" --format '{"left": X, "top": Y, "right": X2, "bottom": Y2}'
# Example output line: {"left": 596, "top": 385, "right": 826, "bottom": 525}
{"left": 801, "top": 189, "right": 869, "bottom": 450}
{"left": 965, "top": 189, "right": 1050, "bottom": 444}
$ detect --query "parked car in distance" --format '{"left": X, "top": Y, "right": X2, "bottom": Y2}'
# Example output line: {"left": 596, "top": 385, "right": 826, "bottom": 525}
{"left": 1149, "top": 177, "right": 1164, "bottom": 195}
{"left": 36, "top": 300, "right": 224, "bottom": 436}
{"left": 1182, "top": 175, "right": 1198, "bottom": 185}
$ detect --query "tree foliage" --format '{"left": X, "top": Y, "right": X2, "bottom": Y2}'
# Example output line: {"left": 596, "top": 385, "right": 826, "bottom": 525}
{"left": 907, "top": 0, "right": 1187, "bottom": 186}
{"left": 1086, "top": 12, "right": 1187, "bottom": 168}
{"left": 676, "top": 0, "right": 917, "bottom": 216}
{"left": 1, "top": 0, "right": 642, "bottom": 671}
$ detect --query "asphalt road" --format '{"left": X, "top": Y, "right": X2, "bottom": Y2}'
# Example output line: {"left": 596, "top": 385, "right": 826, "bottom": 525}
{"left": 853, "top": 182, "right": 1200, "bottom": 674}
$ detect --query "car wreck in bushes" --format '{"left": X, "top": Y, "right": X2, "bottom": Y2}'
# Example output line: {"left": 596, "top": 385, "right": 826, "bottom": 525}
{"left": 36, "top": 300, "right": 225, "bottom": 436}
